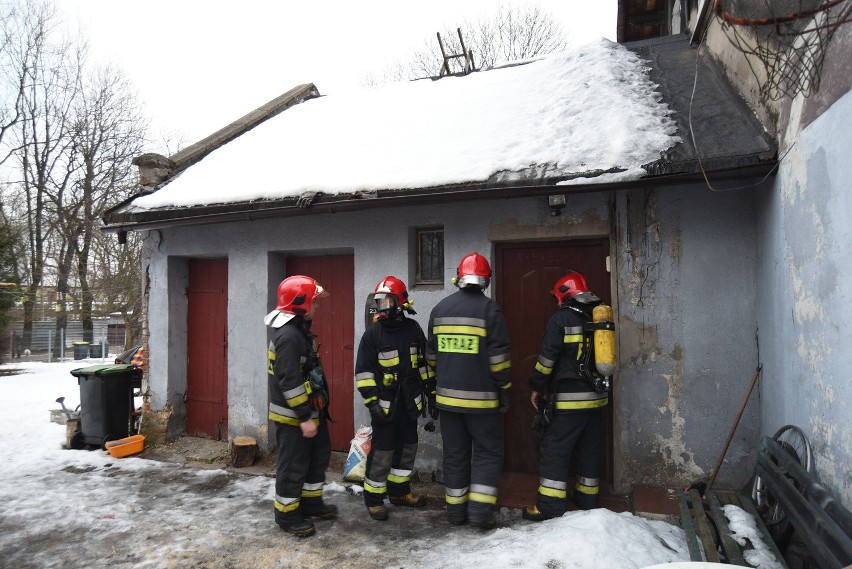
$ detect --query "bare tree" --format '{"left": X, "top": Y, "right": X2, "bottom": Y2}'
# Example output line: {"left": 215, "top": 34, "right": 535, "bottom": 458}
{"left": 68, "top": 64, "right": 147, "bottom": 343}
{"left": 0, "top": 2, "right": 26, "bottom": 165}
{"left": 89, "top": 230, "right": 143, "bottom": 349}
{"left": 7, "top": 0, "right": 81, "bottom": 351}
{"left": 369, "top": 4, "right": 570, "bottom": 84}
{"left": 2, "top": 0, "right": 150, "bottom": 354}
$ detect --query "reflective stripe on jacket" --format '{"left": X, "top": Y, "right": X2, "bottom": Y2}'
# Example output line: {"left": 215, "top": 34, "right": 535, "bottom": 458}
{"left": 355, "top": 316, "right": 431, "bottom": 419}
{"left": 267, "top": 319, "right": 320, "bottom": 425}
{"left": 529, "top": 305, "right": 608, "bottom": 412}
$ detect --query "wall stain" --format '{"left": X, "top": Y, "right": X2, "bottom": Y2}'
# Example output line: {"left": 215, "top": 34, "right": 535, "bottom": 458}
{"left": 619, "top": 315, "right": 662, "bottom": 365}
{"left": 489, "top": 207, "right": 608, "bottom": 241}
{"left": 653, "top": 352, "right": 703, "bottom": 484}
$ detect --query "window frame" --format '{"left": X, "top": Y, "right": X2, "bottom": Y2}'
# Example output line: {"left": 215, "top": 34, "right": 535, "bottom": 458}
{"left": 414, "top": 226, "right": 444, "bottom": 286}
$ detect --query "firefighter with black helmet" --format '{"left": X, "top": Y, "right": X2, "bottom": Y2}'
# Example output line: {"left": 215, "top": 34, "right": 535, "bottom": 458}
{"left": 265, "top": 275, "right": 336, "bottom": 537}
{"left": 427, "top": 253, "right": 512, "bottom": 529}
{"left": 523, "top": 271, "right": 611, "bottom": 521}
{"left": 356, "top": 276, "right": 435, "bottom": 521}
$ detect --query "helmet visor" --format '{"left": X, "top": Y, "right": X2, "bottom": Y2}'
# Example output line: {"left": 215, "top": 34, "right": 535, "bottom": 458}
{"left": 375, "top": 294, "right": 398, "bottom": 313}
{"left": 573, "top": 291, "right": 601, "bottom": 304}
{"left": 457, "top": 275, "right": 489, "bottom": 289}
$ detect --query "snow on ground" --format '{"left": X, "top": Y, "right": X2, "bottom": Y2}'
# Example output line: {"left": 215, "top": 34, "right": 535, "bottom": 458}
{"left": 1, "top": 360, "right": 692, "bottom": 568}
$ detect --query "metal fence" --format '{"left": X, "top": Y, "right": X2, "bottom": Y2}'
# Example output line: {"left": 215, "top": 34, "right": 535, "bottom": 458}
{"left": 7, "top": 320, "right": 115, "bottom": 358}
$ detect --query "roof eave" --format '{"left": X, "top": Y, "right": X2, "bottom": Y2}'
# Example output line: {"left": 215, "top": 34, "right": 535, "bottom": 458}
{"left": 101, "top": 159, "right": 777, "bottom": 234}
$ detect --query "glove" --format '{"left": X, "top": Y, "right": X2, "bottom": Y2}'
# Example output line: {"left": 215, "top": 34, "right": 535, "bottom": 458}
{"left": 531, "top": 414, "right": 547, "bottom": 440}
{"left": 427, "top": 391, "right": 439, "bottom": 420}
{"left": 368, "top": 402, "right": 388, "bottom": 425}
{"left": 498, "top": 389, "right": 510, "bottom": 414}
{"left": 424, "top": 379, "right": 439, "bottom": 420}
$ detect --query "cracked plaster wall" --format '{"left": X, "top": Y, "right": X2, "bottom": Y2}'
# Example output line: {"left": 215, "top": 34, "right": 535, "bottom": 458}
{"left": 614, "top": 183, "right": 761, "bottom": 491}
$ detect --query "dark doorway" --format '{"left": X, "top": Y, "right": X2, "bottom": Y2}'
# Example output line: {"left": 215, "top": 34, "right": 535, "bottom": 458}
{"left": 286, "top": 254, "right": 355, "bottom": 451}
{"left": 186, "top": 258, "right": 228, "bottom": 439}
{"left": 495, "top": 240, "right": 613, "bottom": 482}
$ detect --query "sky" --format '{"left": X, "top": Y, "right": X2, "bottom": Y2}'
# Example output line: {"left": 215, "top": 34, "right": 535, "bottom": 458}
{"left": 127, "top": 40, "right": 679, "bottom": 210}
{"left": 0, "top": 359, "right": 786, "bottom": 568}
{"left": 59, "top": 1, "right": 619, "bottom": 147}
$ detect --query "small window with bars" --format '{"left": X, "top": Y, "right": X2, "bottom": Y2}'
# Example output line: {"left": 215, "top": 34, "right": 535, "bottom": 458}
{"left": 415, "top": 227, "right": 444, "bottom": 285}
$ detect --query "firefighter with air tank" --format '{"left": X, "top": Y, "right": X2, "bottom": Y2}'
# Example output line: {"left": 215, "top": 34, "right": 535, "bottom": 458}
{"left": 523, "top": 270, "right": 616, "bottom": 521}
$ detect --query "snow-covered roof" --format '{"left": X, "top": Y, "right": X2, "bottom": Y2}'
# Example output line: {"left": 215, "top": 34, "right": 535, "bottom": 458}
{"left": 105, "top": 36, "right": 776, "bottom": 229}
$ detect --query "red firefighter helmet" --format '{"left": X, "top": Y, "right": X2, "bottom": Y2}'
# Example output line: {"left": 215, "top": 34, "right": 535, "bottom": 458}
{"left": 455, "top": 253, "right": 491, "bottom": 289}
{"left": 265, "top": 275, "right": 328, "bottom": 328}
{"left": 374, "top": 275, "right": 412, "bottom": 319}
{"left": 553, "top": 271, "right": 600, "bottom": 305}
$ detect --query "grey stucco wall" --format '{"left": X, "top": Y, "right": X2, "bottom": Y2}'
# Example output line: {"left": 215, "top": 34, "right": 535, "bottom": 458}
{"left": 614, "top": 183, "right": 761, "bottom": 491}
{"left": 141, "top": 192, "right": 607, "bottom": 464}
{"left": 755, "top": 90, "right": 852, "bottom": 507}
{"left": 141, "top": 182, "right": 763, "bottom": 491}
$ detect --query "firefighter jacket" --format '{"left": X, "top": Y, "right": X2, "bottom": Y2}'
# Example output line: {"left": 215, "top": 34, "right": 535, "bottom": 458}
{"left": 267, "top": 318, "right": 326, "bottom": 427}
{"left": 355, "top": 315, "right": 433, "bottom": 420}
{"left": 529, "top": 302, "right": 608, "bottom": 412}
{"left": 426, "top": 288, "right": 512, "bottom": 414}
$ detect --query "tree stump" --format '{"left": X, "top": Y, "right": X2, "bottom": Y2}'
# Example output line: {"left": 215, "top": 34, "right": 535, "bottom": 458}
{"left": 229, "top": 436, "right": 258, "bottom": 467}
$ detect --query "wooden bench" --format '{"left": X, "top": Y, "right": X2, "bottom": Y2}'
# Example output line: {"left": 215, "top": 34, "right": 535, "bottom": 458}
{"left": 679, "top": 436, "right": 852, "bottom": 568}
{"left": 679, "top": 487, "right": 786, "bottom": 566}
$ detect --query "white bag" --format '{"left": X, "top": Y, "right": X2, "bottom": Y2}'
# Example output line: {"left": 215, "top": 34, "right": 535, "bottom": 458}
{"left": 342, "top": 425, "right": 372, "bottom": 482}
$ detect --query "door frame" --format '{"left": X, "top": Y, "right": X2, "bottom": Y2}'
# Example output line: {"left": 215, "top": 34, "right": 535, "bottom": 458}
{"left": 185, "top": 257, "right": 229, "bottom": 440}
{"left": 494, "top": 239, "right": 615, "bottom": 484}
{"left": 270, "top": 252, "right": 355, "bottom": 451}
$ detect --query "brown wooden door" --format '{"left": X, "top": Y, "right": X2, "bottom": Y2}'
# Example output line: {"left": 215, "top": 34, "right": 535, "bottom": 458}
{"left": 186, "top": 258, "right": 228, "bottom": 439}
{"left": 496, "top": 240, "right": 612, "bottom": 480}
{"left": 285, "top": 255, "right": 355, "bottom": 451}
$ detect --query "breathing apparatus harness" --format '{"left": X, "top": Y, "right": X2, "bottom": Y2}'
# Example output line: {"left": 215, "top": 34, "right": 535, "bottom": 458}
{"left": 532, "top": 300, "right": 616, "bottom": 439}
{"left": 565, "top": 301, "right": 615, "bottom": 395}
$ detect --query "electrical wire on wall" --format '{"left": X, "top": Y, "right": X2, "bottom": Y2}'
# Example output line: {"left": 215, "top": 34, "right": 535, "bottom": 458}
{"left": 687, "top": 5, "right": 793, "bottom": 193}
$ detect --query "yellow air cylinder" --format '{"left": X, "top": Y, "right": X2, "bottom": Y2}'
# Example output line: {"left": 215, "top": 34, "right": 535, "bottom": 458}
{"left": 592, "top": 304, "right": 616, "bottom": 377}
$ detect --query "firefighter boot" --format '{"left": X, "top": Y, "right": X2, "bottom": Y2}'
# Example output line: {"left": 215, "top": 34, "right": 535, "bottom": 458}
{"left": 389, "top": 493, "right": 426, "bottom": 508}
{"left": 522, "top": 505, "right": 558, "bottom": 522}
{"left": 368, "top": 505, "right": 389, "bottom": 521}
{"left": 277, "top": 511, "right": 316, "bottom": 537}
{"left": 302, "top": 500, "right": 338, "bottom": 520}
{"left": 469, "top": 513, "right": 496, "bottom": 530}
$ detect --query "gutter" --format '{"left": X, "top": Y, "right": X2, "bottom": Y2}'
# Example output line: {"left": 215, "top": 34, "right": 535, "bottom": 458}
{"left": 101, "top": 160, "right": 777, "bottom": 235}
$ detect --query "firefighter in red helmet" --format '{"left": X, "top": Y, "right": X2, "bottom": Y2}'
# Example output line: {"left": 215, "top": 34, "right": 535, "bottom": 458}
{"left": 355, "top": 276, "right": 434, "bottom": 521}
{"left": 264, "top": 275, "right": 336, "bottom": 537}
{"left": 426, "top": 253, "right": 512, "bottom": 529}
{"left": 523, "top": 270, "right": 609, "bottom": 521}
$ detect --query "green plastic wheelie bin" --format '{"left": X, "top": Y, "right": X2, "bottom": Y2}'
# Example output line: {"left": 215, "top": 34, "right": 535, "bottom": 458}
{"left": 70, "top": 364, "right": 142, "bottom": 449}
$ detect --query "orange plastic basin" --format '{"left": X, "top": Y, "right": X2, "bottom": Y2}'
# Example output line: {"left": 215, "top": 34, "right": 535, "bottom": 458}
{"left": 105, "top": 434, "right": 145, "bottom": 458}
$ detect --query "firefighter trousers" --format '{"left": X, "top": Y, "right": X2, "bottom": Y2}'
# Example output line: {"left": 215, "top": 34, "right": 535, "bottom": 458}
{"left": 536, "top": 408, "right": 602, "bottom": 516}
{"left": 274, "top": 419, "right": 331, "bottom": 525}
{"left": 440, "top": 411, "right": 503, "bottom": 524}
{"left": 363, "top": 407, "right": 419, "bottom": 507}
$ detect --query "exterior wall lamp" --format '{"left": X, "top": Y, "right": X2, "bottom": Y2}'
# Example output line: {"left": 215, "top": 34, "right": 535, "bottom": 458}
{"left": 548, "top": 194, "right": 566, "bottom": 216}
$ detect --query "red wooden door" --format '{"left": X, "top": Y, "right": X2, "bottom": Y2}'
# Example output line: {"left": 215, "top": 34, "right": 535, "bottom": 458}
{"left": 285, "top": 255, "right": 355, "bottom": 451}
{"left": 186, "top": 258, "right": 228, "bottom": 439}
{"left": 496, "top": 241, "right": 612, "bottom": 480}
